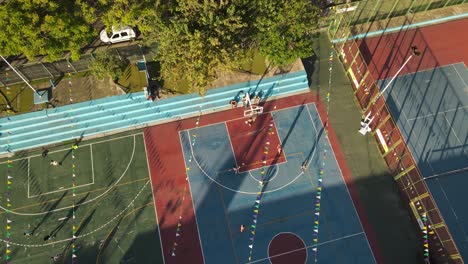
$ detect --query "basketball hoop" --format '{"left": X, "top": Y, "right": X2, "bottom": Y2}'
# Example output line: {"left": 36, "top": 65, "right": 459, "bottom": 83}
{"left": 244, "top": 106, "right": 263, "bottom": 117}
{"left": 242, "top": 92, "right": 263, "bottom": 117}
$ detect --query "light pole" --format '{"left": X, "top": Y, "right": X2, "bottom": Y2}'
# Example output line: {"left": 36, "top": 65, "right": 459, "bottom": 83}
{"left": 1, "top": 55, "right": 42, "bottom": 98}
{"left": 360, "top": 46, "right": 421, "bottom": 135}
{"left": 370, "top": 46, "right": 421, "bottom": 105}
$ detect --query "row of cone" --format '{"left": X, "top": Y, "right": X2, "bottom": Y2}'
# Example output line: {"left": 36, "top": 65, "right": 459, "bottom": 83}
{"left": 172, "top": 109, "right": 203, "bottom": 257}
{"left": 5, "top": 103, "right": 13, "bottom": 263}
{"left": 247, "top": 119, "right": 275, "bottom": 262}
{"left": 69, "top": 73, "right": 78, "bottom": 263}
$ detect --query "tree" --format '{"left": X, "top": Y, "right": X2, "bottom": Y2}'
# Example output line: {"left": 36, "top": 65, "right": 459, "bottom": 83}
{"left": 255, "top": 1, "right": 320, "bottom": 66}
{"left": 137, "top": 0, "right": 256, "bottom": 94}
{"left": 0, "top": 0, "right": 96, "bottom": 61}
{"left": 103, "top": 0, "right": 320, "bottom": 93}
{"left": 90, "top": 50, "right": 128, "bottom": 80}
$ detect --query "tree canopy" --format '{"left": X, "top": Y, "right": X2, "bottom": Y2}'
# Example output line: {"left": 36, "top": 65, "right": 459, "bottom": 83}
{"left": 139, "top": 0, "right": 320, "bottom": 93}
{"left": 0, "top": 0, "right": 320, "bottom": 93}
{"left": 0, "top": 0, "right": 96, "bottom": 61}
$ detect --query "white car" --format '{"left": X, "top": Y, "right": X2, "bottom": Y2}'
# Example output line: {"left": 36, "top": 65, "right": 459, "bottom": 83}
{"left": 100, "top": 26, "right": 136, "bottom": 44}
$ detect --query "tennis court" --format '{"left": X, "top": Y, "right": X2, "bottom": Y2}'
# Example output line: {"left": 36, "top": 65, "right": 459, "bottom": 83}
{"left": 145, "top": 93, "right": 379, "bottom": 263}
{"left": 358, "top": 18, "right": 468, "bottom": 260}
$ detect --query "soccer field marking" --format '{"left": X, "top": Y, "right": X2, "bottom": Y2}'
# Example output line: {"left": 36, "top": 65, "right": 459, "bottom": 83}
{"left": 245, "top": 231, "right": 365, "bottom": 264}
{"left": 27, "top": 157, "right": 30, "bottom": 198}
{"left": 452, "top": 63, "right": 468, "bottom": 90}
{"left": 310, "top": 103, "right": 377, "bottom": 263}
{"left": 0, "top": 180, "right": 151, "bottom": 248}
{"left": 225, "top": 121, "right": 240, "bottom": 168}
{"left": 442, "top": 113, "right": 468, "bottom": 158}
{"left": 0, "top": 132, "right": 143, "bottom": 164}
{"left": 26, "top": 146, "right": 95, "bottom": 198}
{"left": 142, "top": 133, "right": 167, "bottom": 264}
{"left": 90, "top": 143, "right": 95, "bottom": 184}
{"left": 183, "top": 104, "right": 318, "bottom": 195}
{"left": 0, "top": 178, "right": 148, "bottom": 216}
{"left": 0, "top": 134, "right": 138, "bottom": 216}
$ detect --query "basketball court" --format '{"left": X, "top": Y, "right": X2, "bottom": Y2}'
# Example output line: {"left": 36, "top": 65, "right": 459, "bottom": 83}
{"left": 145, "top": 93, "right": 379, "bottom": 263}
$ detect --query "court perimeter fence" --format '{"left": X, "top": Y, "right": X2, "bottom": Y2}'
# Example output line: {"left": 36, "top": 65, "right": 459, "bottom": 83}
{"left": 0, "top": 44, "right": 156, "bottom": 87}
{"left": 328, "top": 3, "right": 463, "bottom": 263}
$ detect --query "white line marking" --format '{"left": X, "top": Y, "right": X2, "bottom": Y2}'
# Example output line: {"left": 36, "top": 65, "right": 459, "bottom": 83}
{"left": 182, "top": 105, "right": 318, "bottom": 194}
{"left": 90, "top": 143, "right": 95, "bottom": 184}
{"left": 179, "top": 133, "right": 207, "bottom": 264}
{"left": 424, "top": 166, "right": 468, "bottom": 180}
{"left": 27, "top": 157, "right": 30, "bottom": 198}
{"left": 0, "top": 180, "right": 151, "bottom": 247}
{"left": 28, "top": 183, "right": 95, "bottom": 198}
{"left": 0, "top": 135, "right": 138, "bottom": 215}
{"left": 247, "top": 232, "right": 365, "bottom": 264}
{"left": 142, "top": 132, "right": 167, "bottom": 264}
{"left": 310, "top": 103, "right": 377, "bottom": 263}
{"left": 0, "top": 132, "right": 143, "bottom": 164}
{"left": 178, "top": 104, "right": 313, "bottom": 133}
{"left": 224, "top": 121, "right": 239, "bottom": 168}
{"left": 406, "top": 106, "right": 468, "bottom": 122}
{"left": 27, "top": 144, "right": 95, "bottom": 198}
{"left": 266, "top": 232, "right": 308, "bottom": 264}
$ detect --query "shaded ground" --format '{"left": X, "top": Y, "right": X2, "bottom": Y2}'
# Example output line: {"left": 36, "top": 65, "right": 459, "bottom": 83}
{"left": 302, "top": 33, "right": 422, "bottom": 263}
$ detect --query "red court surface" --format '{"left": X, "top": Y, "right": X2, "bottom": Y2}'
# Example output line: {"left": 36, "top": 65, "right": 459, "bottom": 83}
{"left": 143, "top": 92, "right": 383, "bottom": 263}
{"left": 356, "top": 18, "right": 468, "bottom": 81}
{"left": 226, "top": 113, "right": 286, "bottom": 172}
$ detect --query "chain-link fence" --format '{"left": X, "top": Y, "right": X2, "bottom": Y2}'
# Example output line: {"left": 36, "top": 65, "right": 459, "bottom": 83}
{"left": 0, "top": 44, "right": 156, "bottom": 87}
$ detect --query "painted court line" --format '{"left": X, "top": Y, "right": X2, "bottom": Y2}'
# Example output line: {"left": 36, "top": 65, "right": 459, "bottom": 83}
{"left": 178, "top": 104, "right": 312, "bottom": 133}
{"left": 27, "top": 145, "right": 96, "bottom": 198}
{"left": 246, "top": 232, "right": 365, "bottom": 264}
{"left": 0, "top": 134, "right": 138, "bottom": 215}
{"left": 406, "top": 106, "right": 468, "bottom": 122}
{"left": 178, "top": 133, "right": 208, "bottom": 264}
{"left": 266, "top": 232, "right": 308, "bottom": 264}
{"left": 90, "top": 144, "right": 95, "bottom": 184}
{"left": 0, "top": 180, "right": 151, "bottom": 248}
{"left": 142, "top": 133, "right": 167, "bottom": 264}
{"left": 0, "top": 132, "right": 143, "bottom": 164}
{"left": 224, "top": 121, "right": 240, "bottom": 168}
{"left": 452, "top": 63, "right": 468, "bottom": 89}
{"left": 183, "top": 106, "right": 316, "bottom": 194}
{"left": 424, "top": 166, "right": 468, "bottom": 180}
{"left": 310, "top": 103, "right": 377, "bottom": 263}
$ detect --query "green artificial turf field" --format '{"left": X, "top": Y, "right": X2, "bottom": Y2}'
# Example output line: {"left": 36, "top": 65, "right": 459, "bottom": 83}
{"left": 0, "top": 131, "right": 163, "bottom": 264}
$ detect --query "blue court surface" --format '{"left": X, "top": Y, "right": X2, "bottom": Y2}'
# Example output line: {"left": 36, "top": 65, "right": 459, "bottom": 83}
{"left": 179, "top": 103, "right": 375, "bottom": 263}
{"left": 378, "top": 63, "right": 468, "bottom": 258}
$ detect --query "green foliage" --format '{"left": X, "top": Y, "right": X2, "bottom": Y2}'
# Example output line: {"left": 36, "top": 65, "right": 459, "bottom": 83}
{"left": 256, "top": 1, "right": 320, "bottom": 66}
{"left": 128, "top": 0, "right": 319, "bottom": 93}
{"left": 99, "top": 0, "right": 157, "bottom": 31}
{"left": 137, "top": 0, "right": 256, "bottom": 94}
{"left": 90, "top": 50, "right": 129, "bottom": 81}
{"left": 0, "top": 0, "right": 96, "bottom": 61}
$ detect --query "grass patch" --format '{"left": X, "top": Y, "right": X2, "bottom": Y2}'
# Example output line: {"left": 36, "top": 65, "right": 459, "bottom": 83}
{"left": 239, "top": 49, "right": 267, "bottom": 75}
{"left": 117, "top": 63, "right": 148, "bottom": 94}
